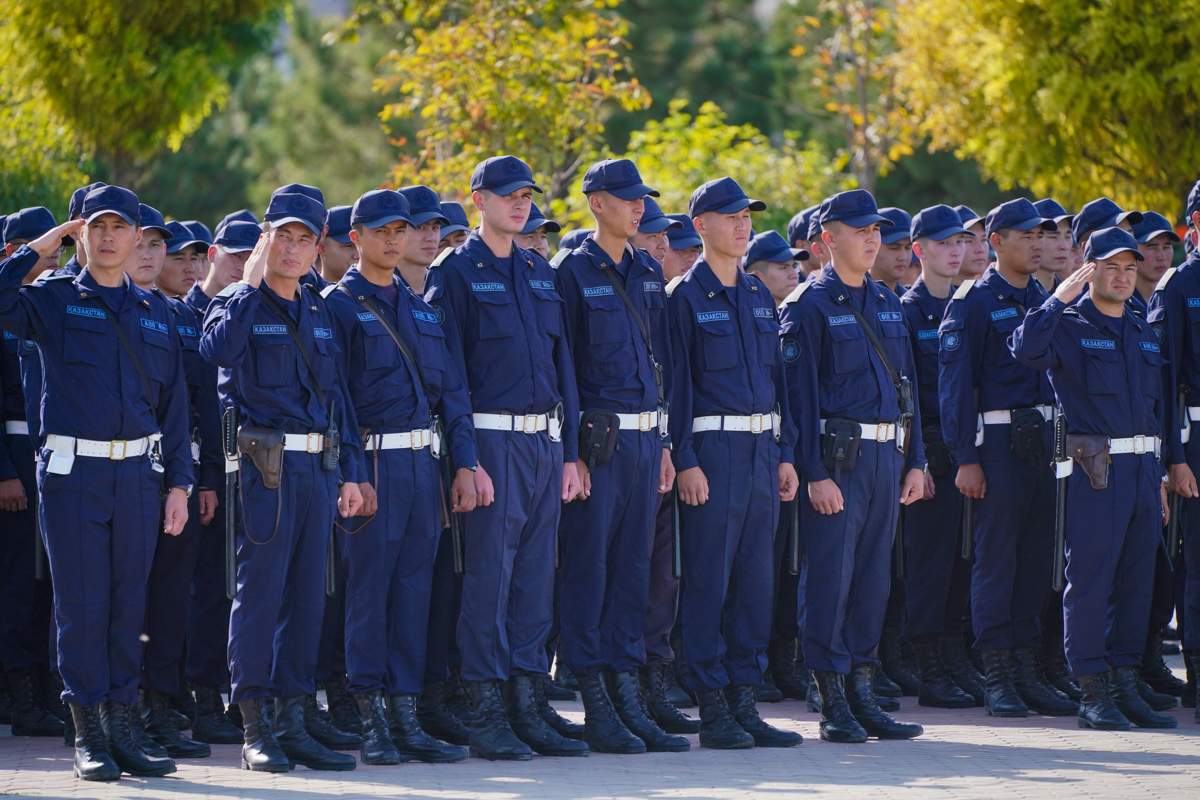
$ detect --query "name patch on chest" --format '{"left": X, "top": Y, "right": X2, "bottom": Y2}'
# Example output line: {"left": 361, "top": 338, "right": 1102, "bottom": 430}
{"left": 827, "top": 314, "right": 856, "bottom": 327}
{"left": 356, "top": 312, "right": 377, "bottom": 322}
{"left": 1187, "top": 298, "right": 1200, "bottom": 309}
{"left": 753, "top": 307, "right": 774, "bottom": 319}
{"left": 582, "top": 285, "right": 614, "bottom": 298}
{"left": 139, "top": 318, "right": 168, "bottom": 334}
{"left": 66, "top": 304, "right": 106, "bottom": 320}
{"left": 1140, "top": 341, "right": 1160, "bottom": 353}
{"left": 175, "top": 325, "right": 198, "bottom": 338}
{"left": 470, "top": 282, "right": 506, "bottom": 293}
{"left": 412, "top": 309, "right": 438, "bottom": 324}
{"left": 696, "top": 310, "right": 731, "bottom": 324}
{"left": 252, "top": 324, "right": 288, "bottom": 336}
{"left": 529, "top": 279, "right": 555, "bottom": 291}
{"left": 643, "top": 281, "right": 661, "bottom": 293}
{"left": 1080, "top": 338, "right": 1116, "bottom": 351}
{"left": 313, "top": 327, "right": 333, "bottom": 340}
{"left": 878, "top": 311, "right": 903, "bottom": 323}
{"left": 990, "top": 307, "right": 1019, "bottom": 321}
{"left": 917, "top": 328, "right": 939, "bottom": 340}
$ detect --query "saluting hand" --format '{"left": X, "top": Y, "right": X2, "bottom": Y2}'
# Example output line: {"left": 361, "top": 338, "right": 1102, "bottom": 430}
{"left": 1053, "top": 263, "right": 1094, "bottom": 305}
{"left": 241, "top": 234, "right": 268, "bottom": 288}
{"left": 29, "top": 219, "right": 84, "bottom": 260}
{"left": 163, "top": 488, "right": 189, "bottom": 536}
{"left": 778, "top": 463, "right": 798, "bottom": 502}
{"left": 899, "top": 468, "right": 925, "bottom": 505}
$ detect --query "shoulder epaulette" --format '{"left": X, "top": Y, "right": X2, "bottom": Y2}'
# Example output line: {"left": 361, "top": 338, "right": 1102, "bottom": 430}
{"left": 665, "top": 275, "right": 685, "bottom": 297}
{"left": 780, "top": 281, "right": 812, "bottom": 307}
{"left": 320, "top": 283, "right": 339, "bottom": 300}
{"left": 431, "top": 247, "right": 454, "bottom": 268}
{"left": 1155, "top": 267, "right": 1178, "bottom": 293}
{"left": 40, "top": 272, "right": 74, "bottom": 282}
{"left": 549, "top": 249, "right": 570, "bottom": 269}
{"left": 952, "top": 279, "right": 976, "bottom": 301}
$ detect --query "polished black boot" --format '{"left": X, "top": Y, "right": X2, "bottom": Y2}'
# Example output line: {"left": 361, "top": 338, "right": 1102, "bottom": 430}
{"left": 389, "top": 693, "right": 470, "bottom": 761}
{"left": 811, "top": 671, "right": 867, "bottom": 744}
{"left": 576, "top": 671, "right": 644, "bottom": 754}
{"left": 417, "top": 680, "right": 471, "bottom": 745}
{"left": 69, "top": 703, "right": 120, "bottom": 781}
{"left": 666, "top": 661, "right": 695, "bottom": 708}
{"left": 879, "top": 623, "right": 920, "bottom": 696}
{"left": 845, "top": 666, "right": 923, "bottom": 740}
{"left": 940, "top": 636, "right": 985, "bottom": 706}
{"left": 534, "top": 674, "right": 584, "bottom": 740}
{"left": 981, "top": 649, "right": 1029, "bottom": 717}
{"left": 324, "top": 673, "right": 362, "bottom": 734}
{"left": 1142, "top": 629, "right": 1187, "bottom": 696}
{"left": 726, "top": 685, "right": 801, "bottom": 747}
{"left": 1137, "top": 675, "right": 1177, "bottom": 711}
{"left": 1040, "top": 635, "right": 1081, "bottom": 701}
{"left": 757, "top": 671, "right": 783, "bottom": 703}
{"left": 1110, "top": 667, "right": 1178, "bottom": 728}
{"left": 303, "top": 694, "right": 361, "bottom": 751}
{"left": 503, "top": 675, "right": 588, "bottom": 757}
{"left": 128, "top": 699, "right": 169, "bottom": 758}
{"left": 463, "top": 680, "right": 533, "bottom": 761}
{"left": 6, "top": 670, "right": 64, "bottom": 737}
{"left": 142, "top": 690, "right": 211, "bottom": 758}
{"left": 1077, "top": 673, "right": 1131, "bottom": 730}
{"left": 696, "top": 688, "right": 754, "bottom": 749}
{"left": 912, "top": 639, "right": 975, "bottom": 709}
{"left": 770, "top": 638, "right": 809, "bottom": 700}
{"left": 1012, "top": 648, "right": 1077, "bottom": 716}
{"left": 192, "top": 686, "right": 243, "bottom": 744}
{"left": 642, "top": 661, "right": 700, "bottom": 734}
{"left": 873, "top": 668, "right": 904, "bottom": 698}
{"left": 100, "top": 701, "right": 176, "bottom": 777}
{"left": 238, "top": 698, "right": 290, "bottom": 772}
{"left": 545, "top": 672, "right": 577, "bottom": 701}
{"left": 275, "top": 696, "right": 356, "bottom": 771}
{"left": 353, "top": 692, "right": 402, "bottom": 765}
{"left": 607, "top": 670, "right": 688, "bottom": 752}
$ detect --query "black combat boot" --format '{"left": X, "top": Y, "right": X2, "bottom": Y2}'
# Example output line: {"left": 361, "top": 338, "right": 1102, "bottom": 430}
{"left": 1040, "top": 634, "right": 1081, "bottom": 701}
{"left": 811, "top": 671, "right": 867, "bottom": 743}
{"left": 390, "top": 693, "right": 470, "bottom": 761}
{"left": 545, "top": 672, "right": 576, "bottom": 701}
{"left": 806, "top": 680, "right": 821, "bottom": 713}
{"left": 533, "top": 673, "right": 584, "bottom": 740}
{"left": 642, "top": 661, "right": 700, "bottom": 734}
{"left": 554, "top": 663, "right": 580, "bottom": 691}
{"left": 845, "top": 666, "right": 923, "bottom": 740}
{"left": 1077, "top": 673, "right": 1131, "bottom": 730}
{"left": 1137, "top": 675, "right": 1177, "bottom": 711}
{"left": 274, "top": 696, "right": 356, "bottom": 771}
{"left": 353, "top": 692, "right": 402, "bottom": 765}
{"left": 696, "top": 688, "right": 754, "bottom": 749}
{"left": 980, "top": 649, "right": 1029, "bottom": 717}
{"left": 69, "top": 703, "right": 120, "bottom": 781}
{"left": 417, "top": 680, "right": 471, "bottom": 745}
{"left": 607, "top": 671, "right": 688, "bottom": 752}
{"left": 770, "top": 637, "right": 809, "bottom": 700}
{"left": 171, "top": 678, "right": 197, "bottom": 728}
{"left": 463, "top": 680, "right": 533, "bottom": 761}
{"left": 1011, "top": 648, "right": 1077, "bottom": 716}
{"left": 324, "top": 673, "right": 362, "bottom": 734}
{"left": 191, "top": 685, "right": 243, "bottom": 744}
{"left": 912, "top": 639, "right": 975, "bottom": 709}
{"left": 142, "top": 690, "right": 211, "bottom": 758}
{"left": 128, "top": 699, "right": 169, "bottom": 758}
{"left": 879, "top": 623, "right": 920, "bottom": 696}
{"left": 5, "top": 670, "right": 64, "bottom": 736}
{"left": 940, "top": 636, "right": 985, "bottom": 706}
{"left": 576, "top": 671, "right": 644, "bottom": 754}
{"left": 757, "top": 671, "right": 783, "bottom": 703}
{"left": 1110, "top": 667, "right": 1178, "bottom": 728}
{"left": 238, "top": 697, "right": 290, "bottom": 772}
{"left": 873, "top": 668, "right": 904, "bottom": 698}
{"left": 100, "top": 700, "right": 176, "bottom": 777}
{"left": 1187, "top": 652, "right": 1200, "bottom": 722}
{"left": 303, "top": 694, "right": 361, "bottom": 751}
{"left": 726, "top": 685, "right": 801, "bottom": 747}
{"left": 1142, "top": 628, "right": 1187, "bottom": 696}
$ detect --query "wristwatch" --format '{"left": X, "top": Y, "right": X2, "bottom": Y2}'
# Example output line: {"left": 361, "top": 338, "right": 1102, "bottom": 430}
{"left": 171, "top": 485, "right": 194, "bottom": 498}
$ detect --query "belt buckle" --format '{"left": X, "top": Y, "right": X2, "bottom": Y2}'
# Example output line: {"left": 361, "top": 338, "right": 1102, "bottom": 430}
{"left": 306, "top": 432, "right": 323, "bottom": 453}
{"left": 1132, "top": 434, "right": 1145, "bottom": 454}
{"left": 411, "top": 430, "right": 426, "bottom": 450}
{"left": 519, "top": 414, "right": 537, "bottom": 434}
{"left": 108, "top": 439, "right": 127, "bottom": 460}
{"left": 749, "top": 414, "right": 763, "bottom": 434}
{"left": 638, "top": 411, "right": 652, "bottom": 432}
{"left": 876, "top": 424, "right": 890, "bottom": 444}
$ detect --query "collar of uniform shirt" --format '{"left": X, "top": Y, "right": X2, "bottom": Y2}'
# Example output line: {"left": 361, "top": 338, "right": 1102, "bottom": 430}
{"left": 578, "top": 236, "right": 648, "bottom": 278}
{"left": 343, "top": 265, "right": 396, "bottom": 297}
{"left": 816, "top": 261, "right": 889, "bottom": 306}
{"left": 690, "top": 257, "right": 757, "bottom": 299}
{"left": 464, "top": 230, "right": 534, "bottom": 269}
{"left": 1074, "top": 294, "right": 1127, "bottom": 337}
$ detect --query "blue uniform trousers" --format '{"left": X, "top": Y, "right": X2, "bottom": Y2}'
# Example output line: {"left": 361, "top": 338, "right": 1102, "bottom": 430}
{"left": 559, "top": 430, "right": 660, "bottom": 675}
{"left": 903, "top": 468, "right": 970, "bottom": 639}
{"left": 643, "top": 490, "right": 680, "bottom": 663}
{"left": 802, "top": 440, "right": 901, "bottom": 673}
{"left": 185, "top": 486, "right": 231, "bottom": 690}
{"left": 970, "top": 427, "right": 1054, "bottom": 651}
{"left": 317, "top": 552, "right": 346, "bottom": 685}
{"left": 342, "top": 448, "right": 440, "bottom": 695}
{"left": 1063, "top": 454, "right": 1160, "bottom": 676}
{"left": 0, "top": 432, "right": 41, "bottom": 671}
{"left": 1176, "top": 433, "right": 1200, "bottom": 651}
{"left": 38, "top": 453, "right": 163, "bottom": 706}
{"left": 678, "top": 431, "right": 779, "bottom": 691}
{"left": 423, "top": 529, "right": 463, "bottom": 684}
{"left": 227, "top": 452, "right": 335, "bottom": 703}
{"left": 457, "top": 430, "right": 561, "bottom": 682}
{"left": 142, "top": 490, "right": 204, "bottom": 696}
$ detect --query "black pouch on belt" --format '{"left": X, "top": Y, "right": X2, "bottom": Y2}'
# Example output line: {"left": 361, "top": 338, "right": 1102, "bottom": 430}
{"left": 1009, "top": 408, "right": 1047, "bottom": 464}
{"left": 579, "top": 410, "right": 620, "bottom": 469}
{"left": 821, "top": 418, "right": 862, "bottom": 473}
{"left": 237, "top": 426, "right": 285, "bottom": 489}
{"left": 1065, "top": 434, "right": 1110, "bottom": 490}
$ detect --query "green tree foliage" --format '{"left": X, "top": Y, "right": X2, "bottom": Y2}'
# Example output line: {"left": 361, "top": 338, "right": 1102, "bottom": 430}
{"left": 896, "top": 0, "right": 1200, "bottom": 216}
{"left": 0, "top": 81, "right": 90, "bottom": 216}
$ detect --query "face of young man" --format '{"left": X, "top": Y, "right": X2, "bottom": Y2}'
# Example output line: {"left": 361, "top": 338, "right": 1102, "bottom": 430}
{"left": 961, "top": 222, "right": 989, "bottom": 278}
{"left": 83, "top": 214, "right": 140, "bottom": 271}
{"left": 1138, "top": 234, "right": 1174, "bottom": 287}
{"left": 318, "top": 239, "right": 357, "bottom": 281}
{"left": 440, "top": 230, "right": 470, "bottom": 250}
{"left": 631, "top": 230, "right": 669, "bottom": 264}
{"left": 914, "top": 235, "right": 967, "bottom": 281}
{"left": 158, "top": 242, "right": 199, "bottom": 297}
{"left": 662, "top": 245, "right": 700, "bottom": 281}
{"left": 1090, "top": 252, "right": 1138, "bottom": 305}
{"left": 266, "top": 222, "right": 319, "bottom": 281}
{"left": 474, "top": 188, "right": 533, "bottom": 237}
{"left": 1040, "top": 221, "right": 1073, "bottom": 277}
{"left": 694, "top": 208, "right": 752, "bottom": 262}
{"left": 823, "top": 220, "right": 881, "bottom": 275}
{"left": 406, "top": 220, "right": 444, "bottom": 267}
{"left": 991, "top": 227, "right": 1044, "bottom": 275}
{"left": 874, "top": 238, "right": 914, "bottom": 285}
{"left": 590, "top": 192, "right": 644, "bottom": 240}
{"left": 207, "top": 244, "right": 252, "bottom": 290}
{"left": 514, "top": 228, "right": 550, "bottom": 259}
{"left": 352, "top": 220, "right": 409, "bottom": 271}
{"left": 751, "top": 259, "right": 800, "bottom": 304}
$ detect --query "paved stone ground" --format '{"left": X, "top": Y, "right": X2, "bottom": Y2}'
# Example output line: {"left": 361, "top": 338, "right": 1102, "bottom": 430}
{"left": 2, "top": 659, "right": 1196, "bottom": 800}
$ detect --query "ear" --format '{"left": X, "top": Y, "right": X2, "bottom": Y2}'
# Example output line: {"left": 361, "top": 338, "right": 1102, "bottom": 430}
{"left": 912, "top": 240, "right": 925, "bottom": 259}
{"left": 4, "top": 243, "right": 14, "bottom": 257}
{"left": 470, "top": 190, "right": 486, "bottom": 213}
{"left": 820, "top": 228, "right": 834, "bottom": 248}
{"left": 988, "top": 231, "right": 1002, "bottom": 251}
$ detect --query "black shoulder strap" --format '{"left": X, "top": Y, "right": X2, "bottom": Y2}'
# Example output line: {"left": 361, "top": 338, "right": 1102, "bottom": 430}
{"left": 257, "top": 288, "right": 328, "bottom": 410}
{"left": 596, "top": 260, "right": 664, "bottom": 405}
{"left": 103, "top": 311, "right": 156, "bottom": 406}
{"left": 842, "top": 301, "right": 903, "bottom": 392}
{"left": 337, "top": 285, "right": 429, "bottom": 397}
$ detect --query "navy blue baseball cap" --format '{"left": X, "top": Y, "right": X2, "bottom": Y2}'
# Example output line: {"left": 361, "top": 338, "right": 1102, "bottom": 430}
{"left": 216, "top": 209, "right": 258, "bottom": 236}
{"left": 68, "top": 181, "right": 107, "bottom": 221}
{"left": 638, "top": 198, "right": 681, "bottom": 235}
{"left": 325, "top": 205, "right": 353, "bottom": 245}
{"left": 1071, "top": 197, "right": 1142, "bottom": 245}
{"left": 1132, "top": 211, "right": 1181, "bottom": 244}
{"left": 3, "top": 206, "right": 56, "bottom": 243}
{"left": 787, "top": 206, "right": 818, "bottom": 246}
{"left": 1033, "top": 198, "right": 1073, "bottom": 226}
{"left": 264, "top": 192, "right": 327, "bottom": 236}
{"left": 183, "top": 220, "right": 213, "bottom": 246}
{"left": 581, "top": 158, "right": 659, "bottom": 200}
{"left": 214, "top": 220, "right": 261, "bottom": 252}
{"left": 0, "top": 214, "right": 6, "bottom": 244}
{"left": 689, "top": 177, "right": 765, "bottom": 218}
{"left": 879, "top": 207, "right": 912, "bottom": 244}
{"left": 745, "top": 231, "right": 808, "bottom": 266}
{"left": 439, "top": 202, "right": 470, "bottom": 237}
{"left": 351, "top": 189, "right": 414, "bottom": 229}
{"left": 398, "top": 185, "right": 449, "bottom": 227}
{"left": 818, "top": 189, "right": 890, "bottom": 229}
{"left": 666, "top": 214, "right": 702, "bottom": 250}
{"left": 910, "top": 204, "right": 969, "bottom": 242}
{"left": 1084, "top": 227, "right": 1144, "bottom": 262}
{"left": 471, "top": 156, "right": 542, "bottom": 196}
{"left": 559, "top": 229, "right": 593, "bottom": 251}
{"left": 82, "top": 185, "right": 140, "bottom": 225}
{"left": 1187, "top": 180, "right": 1200, "bottom": 224}
{"left": 270, "top": 183, "right": 326, "bottom": 209}
{"left": 984, "top": 198, "right": 1056, "bottom": 237}
{"left": 522, "top": 202, "right": 561, "bottom": 235}
{"left": 807, "top": 207, "right": 825, "bottom": 241}
{"left": 954, "top": 204, "right": 984, "bottom": 230}
{"left": 138, "top": 204, "right": 171, "bottom": 237}
{"left": 164, "top": 221, "right": 205, "bottom": 254}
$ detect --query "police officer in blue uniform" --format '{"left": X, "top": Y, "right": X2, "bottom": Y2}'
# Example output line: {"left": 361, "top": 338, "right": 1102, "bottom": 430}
{"left": 438, "top": 201, "right": 472, "bottom": 250}
{"left": 939, "top": 198, "right": 1078, "bottom": 718}
{"left": 661, "top": 213, "right": 703, "bottom": 283}
{"left": 318, "top": 205, "right": 357, "bottom": 286}
{"left": 0, "top": 185, "right": 193, "bottom": 781}
{"left": 201, "top": 190, "right": 365, "bottom": 772}
{"left": 954, "top": 205, "right": 990, "bottom": 280}
{"left": 780, "top": 189, "right": 926, "bottom": 743}
{"left": 872, "top": 207, "right": 913, "bottom": 296}
{"left": 1012, "top": 227, "right": 1175, "bottom": 730}
{"left": 428, "top": 155, "right": 584, "bottom": 761}
{"left": 668, "top": 176, "right": 802, "bottom": 750}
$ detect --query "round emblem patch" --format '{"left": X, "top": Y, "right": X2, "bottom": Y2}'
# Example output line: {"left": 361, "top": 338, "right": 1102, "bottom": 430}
{"left": 942, "top": 331, "right": 961, "bottom": 351}
{"left": 782, "top": 337, "right": 801, "bottom": 363}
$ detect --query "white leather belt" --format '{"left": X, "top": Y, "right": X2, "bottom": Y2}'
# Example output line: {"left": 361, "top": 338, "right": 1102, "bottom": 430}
{"left": 5, "top": 420, "right": 29, "bottom": 435}
{"left": 473, "top": 412, "right": 562, "bottom": 441}
{"left": 819, "top": 419, "right": 896, "bottom": 443}
{"left": 1108, "top": 435, "right": 1161, "bottom": 456}
{"left": 283, "top": 432, "right": 326, "bottom": 453}
{"left": 580, "top": 410, "right": 661, "bottom": 432}
{"left": 692, "top": 412, "right": 778, "bottom": 435}
{"left": 1187, "top": 407, "right": 1200, "bottom": 422}
{"left": 44, "top": 432, "right": 160, "bottom": 460}
{"left": 981, "top": 405, "right": 1054, "bottom": 425}
{"left": 364, "top": 429, "right": 434, "bottom": 452}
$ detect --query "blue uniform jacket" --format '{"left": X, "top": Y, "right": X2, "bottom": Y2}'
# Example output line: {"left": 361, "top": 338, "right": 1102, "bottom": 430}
{"left": 324, "top": 267, "right": 477, "bottom": 472}
{"left": 184, "top": 283, "right": 214, "bottom": 319}
{"left": 0, "top": 329, "right": 34, "bottom": 481}
{"left": 164, "top": 293, "right": 222, "bottom": 490}
{"left": 779, "top": 266, "right": 924, "bottom": 482}
{"left": 1147, "top": 251, "right": 1200, "bottom": 465}
{"left": 429, "top": 232, "right": 580, "bottom": 462}
{"left": 900, "top": 278, "right": 950, "bottom": 438}
{"left": 667, "top": 259, "right": 796, "bottom": 473}
{"left": 200, "top": 280, "right": 363, "bottom": 484}
{"left": 0, "top": 246, "right": 193, "bottom": 490}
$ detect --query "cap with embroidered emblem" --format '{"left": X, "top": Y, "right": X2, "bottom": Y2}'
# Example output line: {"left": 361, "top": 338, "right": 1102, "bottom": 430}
{"left": 3, "top": 206, "right": 57, "bottom": 243}
{"left": 351, "top": 189, "right": 414, "bottom": 229}
{"left": 1084, "top": 226, "right": 1144, "bottom": 262}
{"left": 398, "top": 185, "right": 450, "bottom": 227}
{"left": 470, "top": 156, "right": 543, "bottom": 196}
{"left": 689, "top": 177, "right": 765, "bottom": 218}
{"left": 264, "top": 192, "right": 328, "bottom": 236}
{"left": 818, "top": 189, "right": 889, "bottom": 229}
{"left": 582, "top": 158, "right": 659, "bottom": 200}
